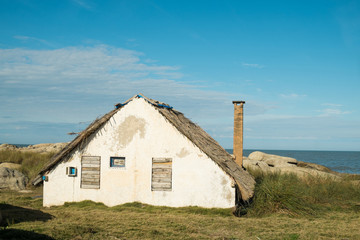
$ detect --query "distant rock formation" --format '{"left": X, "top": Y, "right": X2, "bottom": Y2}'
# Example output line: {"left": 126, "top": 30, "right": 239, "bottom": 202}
{"left": 0, "top": 163, "right": 21, "bottom": 170}
{"left": 0, "top": 142, "right": 68, "bottom": 154}
{"left": 243, "top": 151, "right": 340, "bottom": 179}
{"left": 0, "top": 144, "right": 18, "bottom": 151}
{"left": 0, "top": 167, "right": 28, "bottom": 190}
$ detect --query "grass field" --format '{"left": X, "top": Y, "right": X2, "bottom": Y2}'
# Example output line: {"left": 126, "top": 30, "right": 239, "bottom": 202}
{"left": 1, "top": 187, "right": 360, "bottom": 240}
{"left": 1, "top": 150, "right": 360, "bottom": 239}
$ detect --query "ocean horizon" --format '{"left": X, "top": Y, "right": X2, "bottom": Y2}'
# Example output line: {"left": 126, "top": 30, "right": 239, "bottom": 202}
{"left": 2, "top": 143, "right": 359, "bottom": 175}
{"left": 228, "top": 149, "right": 360, "bottom": 175}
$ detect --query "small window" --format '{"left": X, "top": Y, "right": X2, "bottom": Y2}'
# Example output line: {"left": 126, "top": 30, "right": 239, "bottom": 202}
{"left": 110, "top": 157, "right": 125, "bottom": 168}
{"left": 66, "top": 167, "right": 77, "bottom": 176}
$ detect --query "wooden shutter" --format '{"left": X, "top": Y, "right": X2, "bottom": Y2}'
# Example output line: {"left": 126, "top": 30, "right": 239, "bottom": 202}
{"left": 81, "top": 156, "right": 100, "bottom": 189}
{"left": 152, "top": 158, "right": 172, "bottom": 191}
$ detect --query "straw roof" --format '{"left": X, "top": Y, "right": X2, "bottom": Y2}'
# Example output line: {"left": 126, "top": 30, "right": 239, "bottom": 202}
{"left": 33, "top": 94, "right": 255, "bottom": 201}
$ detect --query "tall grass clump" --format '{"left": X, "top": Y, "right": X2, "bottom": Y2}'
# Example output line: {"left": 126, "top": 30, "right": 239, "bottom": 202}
{"left": 247, "top": 170, "right": 315, "bottom": 216}
{"left": 0, "top": 150, "right": 56, "bottom": 180}
{"left": 305, "top": 177, "right": 360, "bottom": 207}
{"left": 247, "top": 169, "right": 360, "bottom": 217}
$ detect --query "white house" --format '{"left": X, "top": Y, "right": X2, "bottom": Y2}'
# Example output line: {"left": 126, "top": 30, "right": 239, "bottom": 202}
{"left": 33, "top": 94, "right": 255, "bottom": 209}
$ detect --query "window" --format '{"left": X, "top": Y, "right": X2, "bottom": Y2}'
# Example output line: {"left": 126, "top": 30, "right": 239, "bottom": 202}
{"left": 110, "top": 157, "right": 125, "bottom": 168}
{"left": 81, "top": 156, "right": 100, "bottom": 189}
{"left": 66, "top": 167, "right": 77, "bottom": 176}
{"left": 151, "top": 158, "right": 172, "bottom": 191}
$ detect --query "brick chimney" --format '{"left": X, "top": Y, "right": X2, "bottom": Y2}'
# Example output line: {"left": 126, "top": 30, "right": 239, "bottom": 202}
{"left": 233, "top": 101, "right": 245, "bottom": 167}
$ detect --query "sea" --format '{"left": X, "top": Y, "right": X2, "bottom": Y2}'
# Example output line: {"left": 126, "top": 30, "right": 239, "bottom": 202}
{"left": 4, "top": 144, "right": 360, "bottom": 175}
{"left": 226, "top": 149, "right": 360, "bottom": 175}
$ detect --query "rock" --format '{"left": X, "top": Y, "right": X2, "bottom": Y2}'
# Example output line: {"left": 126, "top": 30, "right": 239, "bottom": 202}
{"left": 0, "top": 144, "right": 18, "bottom": 151}
{"left": 297, "top": 161, "right": 337, "bottom": 174}
{"left": 0, "top": 162, "right": 21, "bottom": 170}
{"left": 243, "top": 159, "right": 272, "bottom": 173}
{"left": 22, "top": 143, "right": 67, "bottom": 153}
{"left": 248, "top": 151, "right": 298, "bottom": 167}
{"left": 273, "top": 166, "right": 340, "bottom": 180}
{"left": 0, "top": 142, "right": 68, "bottom": 154}
{"left": 245, "top": 151, "right": 341, "bottom": 180}
{"left": 0, "top": 167, "right": 28, "bottom": 190}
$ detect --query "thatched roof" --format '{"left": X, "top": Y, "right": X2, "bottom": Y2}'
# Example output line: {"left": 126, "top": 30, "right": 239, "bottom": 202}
{"left": 33, "top": 94, "right": 255, "bottom": 201}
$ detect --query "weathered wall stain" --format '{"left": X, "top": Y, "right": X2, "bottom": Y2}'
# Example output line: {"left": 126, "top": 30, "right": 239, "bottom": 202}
{"left": 221, "top": 176, "right": 232, "bottom": 202}
{"left": 176, "top": 147, "right": 190, "bottom": 158}
{"left": 225, "top": 189, "right": 232, "bottom": 201}
{"left": 221, "top": 176, "right": 227, "bottom": 185}
{"left": 116, "top": 116, "right": 146, "bottom": 147}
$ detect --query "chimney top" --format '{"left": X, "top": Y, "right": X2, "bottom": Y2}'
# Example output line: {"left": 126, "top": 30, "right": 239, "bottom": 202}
{"left": 232, "top": 101, "right": 245, "bottom": 105}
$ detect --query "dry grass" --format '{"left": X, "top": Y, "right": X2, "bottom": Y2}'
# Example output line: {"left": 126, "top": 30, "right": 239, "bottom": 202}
{"left": 0, "top": 150, "right": 56, "bottom": 182}
{"left": 1, "top": 189, "right": 360, "bottom": 240}
{"left": 244, "top": 169, "right": 360, "bottom": 217}
{"left": 1, "top": 148, "right": 360, "bottom": 239}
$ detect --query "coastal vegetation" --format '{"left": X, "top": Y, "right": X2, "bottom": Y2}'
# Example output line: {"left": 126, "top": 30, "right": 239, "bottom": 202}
{"left": 1, "top": 147, "right": 360, "bottom": 239}
{"left": 246, "top": 170, "right": 360, "bottom": 217}
{"left": 1, "top": 186, "right": 360, "bottom": 240}
{"left": 0, "top": 149, "right": 56, "bottom": 182}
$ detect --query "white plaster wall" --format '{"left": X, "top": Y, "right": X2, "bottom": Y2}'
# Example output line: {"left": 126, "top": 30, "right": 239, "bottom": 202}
{"left": 43, "top": 98, "right": 235, "bottom": 208}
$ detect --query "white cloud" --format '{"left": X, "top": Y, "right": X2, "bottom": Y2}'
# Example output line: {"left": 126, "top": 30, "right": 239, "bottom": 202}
{"left": 0, "top": 45, "right": 234, "bottom": 125}
{"left": 0, "top": 45, "right": 181, "bottom": 85}
{"left": 2, "top": 45, "right": 357, "bottom": 150}
{"left": 317, "top": 103, "right": 351, "bottom": 117}
{"left": 247, "top": 136, "right": 318, "bottom": 140}
{"left": 322, "top": 103, "right": 343, "bottom": 107}
{"left": 318, "top": 108, "right": 351, "bottom": 117}
{"left": 245, "top": 101, "right": 276, "bottom": 116}
{"left": 242, "top": 62, "right": 264, "bottom": 69}
{"left": 280, "top": 93, "right": 307, "bottom": 99}
{"left": 247, "top": 114, "right": 308, "bottom": 122}
{"left": 13, "top": 35, "right": 53, "bottom": 47}
{"left": 15, "top": 126, "right": 28, "bottom": 130}
{"left": 71, "top": 0, "right": 93, "bottom": 9}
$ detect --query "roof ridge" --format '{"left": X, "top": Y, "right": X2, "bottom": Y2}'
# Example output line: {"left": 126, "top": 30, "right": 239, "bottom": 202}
{"left": 114, "top": 94, "right": 173, "bottom": 110}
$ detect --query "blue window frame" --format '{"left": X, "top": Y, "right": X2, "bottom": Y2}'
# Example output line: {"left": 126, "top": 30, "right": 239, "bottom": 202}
{"left": 66, "top": 166, "right": 77, "bottom": 176}
{"left": 110, "top": 157, "right": 125, "bottom": 168}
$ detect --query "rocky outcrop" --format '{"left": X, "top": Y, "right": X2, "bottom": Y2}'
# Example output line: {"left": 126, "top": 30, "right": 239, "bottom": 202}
{"left": 0, "top": 167, "right": 28, "bottom": 190}
{"left": 248, "top": 151, "right": 298, "bottom": 167}
{"left": 243, "top": 151, "right": 340, "bottom": 179}
{"left": 0, "top": 144, "right": 18, "bottom": 151}
{"left": 0, "top": 143, "right": 68, "bottom": 154}
{"left": 297, "top": 161, "right": 337, "bottom": 174}
{"left": 0, "top": 162, "right": 21, "bottom": 170}
{"left": 22, "top": 143, "right": 68, "bottom": 153}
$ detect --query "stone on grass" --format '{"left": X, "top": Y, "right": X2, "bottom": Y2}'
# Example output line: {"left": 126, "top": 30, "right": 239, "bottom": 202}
{"left": 0, "top": 167, "right": 28, "bottom": 190}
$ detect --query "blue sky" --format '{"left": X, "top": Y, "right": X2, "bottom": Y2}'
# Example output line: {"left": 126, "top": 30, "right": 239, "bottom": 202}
{"left": 0, "top": 0, "right": 359, "bottom": 151}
